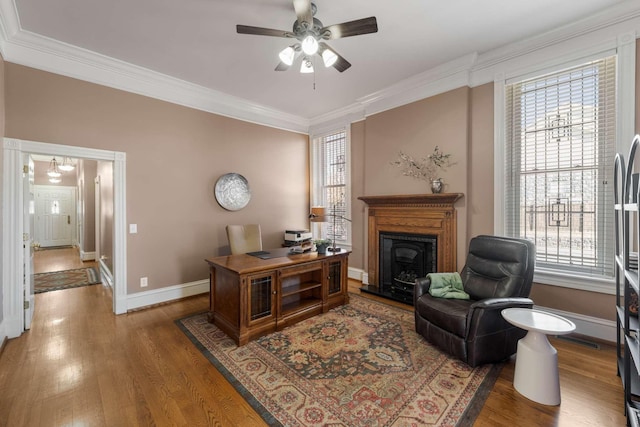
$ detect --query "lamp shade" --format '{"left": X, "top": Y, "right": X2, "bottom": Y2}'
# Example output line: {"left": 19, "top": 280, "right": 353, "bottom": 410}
{"left": 300, "top": 57, "right": 314, "bottom": 73}
{"left": 301, "top": 35, "right": 319, "bottom": 55}
{"left": 310, "top": 206, "right": 327, "bottom": 222}
{"left": 322, "top": 48, "right": 338, "bottom": 67}
{"left": 278, "top": 46, "right": 296, "bottom": 66}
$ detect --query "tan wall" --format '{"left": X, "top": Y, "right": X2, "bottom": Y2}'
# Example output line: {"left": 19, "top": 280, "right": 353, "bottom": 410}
{"left": 78, "top": 160, "right": 97, "bottom": 253}
{"left": 350, "top": 120, "right": 366, "bottom": 270}
{"left": 5, "top": 38, "right": 638, "bottom": 320}
{"left": 97, "top": 160, "right": 114, "bottom": 273}
{"left": 468, "top": 83, "right": 495, "bottom": 240}
{"left": 0, "top": 52, "right": 4, "bottom": 325}
{"left": 4, "top": 63, "right": 309, "bottom": 294}
{"left": 357, "top": 87, "right": 470, "bottom": 271}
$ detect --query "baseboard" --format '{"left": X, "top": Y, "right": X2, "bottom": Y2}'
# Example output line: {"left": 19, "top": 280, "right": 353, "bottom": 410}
{"left": 80, "top": 250, "right": 96, "bottom": 261}
{"left": 348, "top": 267, "right": 366, "bottom": 282}
{"left": 127, "top": 279, "right": 209, "bottom": 311}
{"left": 0, "top": 334, "right": 7, "bottom": 356}
{"left": 532, "top": 305, "right": 616, "bottom": 343}
{"left": 0, "top": 319, "right": 7, "bottom": 353}
{"left": 99, "top": 259, "right": 114, "bottom": 289}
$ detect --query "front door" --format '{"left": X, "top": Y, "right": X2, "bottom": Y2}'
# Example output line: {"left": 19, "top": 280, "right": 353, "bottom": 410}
{"left": 35, "top": 186, "right": 76, "bottom": 247}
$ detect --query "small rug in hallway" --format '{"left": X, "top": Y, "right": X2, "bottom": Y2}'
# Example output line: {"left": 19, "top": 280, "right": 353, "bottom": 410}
{"left": 177, "top": 294, "right": 501, "bottom": 426}
{"left": 34, "top": 267, "right": 101, "bottom": 293}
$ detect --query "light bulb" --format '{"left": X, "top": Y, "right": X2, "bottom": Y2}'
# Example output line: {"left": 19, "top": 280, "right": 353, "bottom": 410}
{"left": 278, "top": 46, "right": 295, "bottom": 66}
{"left": 300, "top": 57, "right": 314, "bottom": 73}
{"left": 322, "top": 49, "right": 338, "bottom": 67}
{"left": 301, "top": 35, "right": 319, "bottom": 55}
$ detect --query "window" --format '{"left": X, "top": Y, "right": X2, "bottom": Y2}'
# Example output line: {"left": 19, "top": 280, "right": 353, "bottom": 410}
{"left": 504, "top": 56, "right": 616, "bottom": 281}
{"left": 311, "top": 129, "right": 351, "bottom": 246}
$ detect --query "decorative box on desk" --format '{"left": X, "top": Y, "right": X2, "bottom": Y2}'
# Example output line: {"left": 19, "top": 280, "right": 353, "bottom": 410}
{"left": 204, "top": 247, "right": 350, "bottom": 346}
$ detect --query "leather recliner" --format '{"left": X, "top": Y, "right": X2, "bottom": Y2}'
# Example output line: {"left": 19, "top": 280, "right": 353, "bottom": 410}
{"left": 414, "top": 235, "right": 535, "bottom": 367}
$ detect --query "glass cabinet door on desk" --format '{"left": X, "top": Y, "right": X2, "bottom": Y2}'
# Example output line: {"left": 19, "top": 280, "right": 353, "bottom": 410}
{"left": 247, "top": 272, "right": 276, "bottom": 325}
{"left": 327, "top": 260, "right": 344, "bottom": 295}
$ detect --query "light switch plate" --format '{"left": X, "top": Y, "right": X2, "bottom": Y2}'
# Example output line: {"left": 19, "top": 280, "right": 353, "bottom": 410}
{"left": 129, "top": 224, "right": 137, "bottom": 234}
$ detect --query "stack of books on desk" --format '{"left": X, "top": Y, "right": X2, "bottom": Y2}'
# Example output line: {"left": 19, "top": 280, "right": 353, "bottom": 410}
{"left": 283, "top": 230, "right": 313, "bottom": 252}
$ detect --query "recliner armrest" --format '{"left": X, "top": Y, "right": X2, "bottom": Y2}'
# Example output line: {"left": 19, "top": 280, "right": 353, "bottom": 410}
{"left": 465, "top": 297, "right": 534, "bottom": 339}
{"left": 470, "top": 297, "right": 533, "bottom": 310}
{"left": 414, "top": 277, "right": 432, "bottom": 305}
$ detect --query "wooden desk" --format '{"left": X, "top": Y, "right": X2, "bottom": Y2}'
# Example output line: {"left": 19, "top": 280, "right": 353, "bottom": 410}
{"left": 205, "top": 248, "right": 350, "bottom": 346}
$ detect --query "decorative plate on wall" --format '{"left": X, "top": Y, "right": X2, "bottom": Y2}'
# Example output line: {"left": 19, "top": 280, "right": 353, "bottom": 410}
{"left": 214, "top": 173, "right": 251, "bottom": 211}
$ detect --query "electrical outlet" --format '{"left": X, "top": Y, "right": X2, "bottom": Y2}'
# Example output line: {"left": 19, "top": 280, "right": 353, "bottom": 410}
{"left": 140, "top": 277, "right": 148, "bottom": 287}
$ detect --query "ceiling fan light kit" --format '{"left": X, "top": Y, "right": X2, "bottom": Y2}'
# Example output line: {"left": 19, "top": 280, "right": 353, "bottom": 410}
{"left": 279, "top": 45, "right": 297, "bottom": 66}
{"left": 300, "top": 57, "right": 314, "bottom": 73}
{"left": 236, "top": 0, "right": 377, "bottom": 74}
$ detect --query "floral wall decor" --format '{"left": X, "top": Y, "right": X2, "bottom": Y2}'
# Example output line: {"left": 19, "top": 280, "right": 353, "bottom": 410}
{"left": 391, "top": 146, "right": 455, "bottom": 193}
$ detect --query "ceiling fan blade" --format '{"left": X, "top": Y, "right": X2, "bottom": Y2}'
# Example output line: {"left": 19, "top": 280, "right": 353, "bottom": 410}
{"left": 293, "top": 0, "right": 313, "bottom": 28}
{"left": 331, "top": 53, "right": 351, "bottom": 73}
{"left": 275, "top": 61, "right": 291, "bottom": 71}
{"left": 236, "top": 25, "right": 293, "bottom": 38}
{"left": 319, "top": 42, "right": 351, "bottom": 72}
{"left": 321, "top": 17, "right": 378, "bottom": 39}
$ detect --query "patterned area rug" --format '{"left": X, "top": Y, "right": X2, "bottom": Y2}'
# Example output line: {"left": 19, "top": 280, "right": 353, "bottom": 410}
{"left": 177, "top": 294, "right": 501, "bottom": 426}
{"left": 34, "top": 267, "right": 101, "bottom": 293}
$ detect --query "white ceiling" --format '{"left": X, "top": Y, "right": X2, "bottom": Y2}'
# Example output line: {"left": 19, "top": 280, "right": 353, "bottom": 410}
{"left": 2, "top": 0, "right": 638, "bottom": 130}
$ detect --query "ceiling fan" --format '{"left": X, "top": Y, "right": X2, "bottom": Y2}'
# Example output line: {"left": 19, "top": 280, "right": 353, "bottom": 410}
{"left": 236, "top": 0, "right": 378, "bottom": 73}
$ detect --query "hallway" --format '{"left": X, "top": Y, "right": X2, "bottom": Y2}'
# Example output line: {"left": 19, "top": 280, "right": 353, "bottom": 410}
{"left": 34, "top": 246, "right": 98, "bottom": 274}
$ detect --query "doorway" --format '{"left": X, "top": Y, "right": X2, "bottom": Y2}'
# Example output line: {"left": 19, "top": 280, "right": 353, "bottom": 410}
{"left": 2, "top": 138, "right": 127, "bottom": 339}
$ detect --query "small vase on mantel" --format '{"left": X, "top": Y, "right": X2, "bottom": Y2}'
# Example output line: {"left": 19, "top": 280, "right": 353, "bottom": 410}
{"left": 430, "top": 178, "right": 443, "bottom": 194}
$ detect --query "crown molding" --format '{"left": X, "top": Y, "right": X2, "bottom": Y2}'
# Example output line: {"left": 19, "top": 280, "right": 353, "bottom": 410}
{"left": 0, "top": 1, "right": 310, "bottom": 134}
{"left": 1, "top": 0, "right": 639, "bottom": 134}
{"left": 311, "top": 1, "right": 640, "bottom": 128}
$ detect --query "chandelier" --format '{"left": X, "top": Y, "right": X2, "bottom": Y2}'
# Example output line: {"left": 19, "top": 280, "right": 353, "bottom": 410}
{"left": 46, "top": 156, "right": 75, "bottom": 183}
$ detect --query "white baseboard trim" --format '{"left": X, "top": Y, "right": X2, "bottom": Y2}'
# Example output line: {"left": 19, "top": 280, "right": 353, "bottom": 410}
{"left": 80, "top": 250, "right": 96, "bottom": 261}
{"left": 533, "top": 305, "right": 616, "bottom": 343}
{"left": 99, "top": 259, "right": 113, "bottom": 289}
{"left": 348, "top": 267, "right": 368, "bottom": 283}
{"left": 0, "top": 320, "right": 6, "bottom": 346}
{"left": 127, "top": 279, "right": 209, "bottom": 311}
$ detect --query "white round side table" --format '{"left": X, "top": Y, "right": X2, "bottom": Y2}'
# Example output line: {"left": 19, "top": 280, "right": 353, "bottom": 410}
{"left": 501, "top": 308, "right": 576, "bottom": 405}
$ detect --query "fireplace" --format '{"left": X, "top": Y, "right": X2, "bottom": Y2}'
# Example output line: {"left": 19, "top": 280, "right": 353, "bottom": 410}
{"left": 358, "top": 193, "right": 463, "bottom": 305}
{"left": 379, "top": 232, "right": 437, "bottom": 303}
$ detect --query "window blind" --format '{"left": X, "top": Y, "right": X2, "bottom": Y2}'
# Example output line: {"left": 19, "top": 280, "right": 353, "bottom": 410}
{"left": 505, "top": 56, "right": 616, "bottom": 278}
{"left": 313, "top": 130, "right": 349, "bottom": 243}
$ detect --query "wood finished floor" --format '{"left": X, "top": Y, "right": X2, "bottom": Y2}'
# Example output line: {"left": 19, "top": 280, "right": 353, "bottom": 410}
{"left": 0, "top": 249, "right": 627, "bottom": 426}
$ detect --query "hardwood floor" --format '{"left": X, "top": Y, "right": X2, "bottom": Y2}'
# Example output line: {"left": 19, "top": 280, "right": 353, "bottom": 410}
{"left": 33, "top": 246, "right": 98, "bottom": 274}
{"left": 0, "top": 257, "right": 627, "bottom": 426}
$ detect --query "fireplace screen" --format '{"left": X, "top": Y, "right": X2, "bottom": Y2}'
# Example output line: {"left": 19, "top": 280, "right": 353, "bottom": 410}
{"left": 379, "top": 232, "right": 437, "bottom": 302}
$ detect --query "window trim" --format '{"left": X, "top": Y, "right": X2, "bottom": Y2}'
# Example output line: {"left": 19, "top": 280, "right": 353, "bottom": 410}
{"left": 494, "top": 40, "right": 635, "bottom": 295}
{"left": 310, "top": 126, "right": 352, "bottom": 249}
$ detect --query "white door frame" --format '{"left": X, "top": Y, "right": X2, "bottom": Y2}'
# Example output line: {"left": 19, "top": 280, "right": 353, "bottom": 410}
{"left": 3, "top": 138, "right": 127, "bottom": 338}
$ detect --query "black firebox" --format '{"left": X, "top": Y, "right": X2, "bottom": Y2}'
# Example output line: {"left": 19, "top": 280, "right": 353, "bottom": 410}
{"left": 372, "top": 232, "right": 437, "bottom": 304}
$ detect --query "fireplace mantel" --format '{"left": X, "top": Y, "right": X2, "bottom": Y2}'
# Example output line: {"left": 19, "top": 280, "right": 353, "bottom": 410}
{"left": 358, "top": 193, "right": 464, "bottom": 304}
{"left": 358, "top": 193, "right": 463, "bottom": 208}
